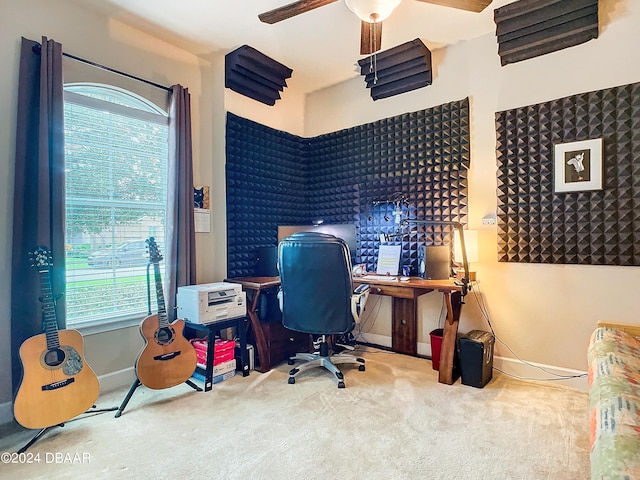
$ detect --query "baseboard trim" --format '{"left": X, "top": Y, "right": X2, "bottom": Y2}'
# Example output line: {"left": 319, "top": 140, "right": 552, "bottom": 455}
{"left": 493, "top": 355, "right": 588, "bottom": 391}
{"left": 357, "top": 333, "right": 391, "bottom": 349}
{"left": 97, "top": 367, "right": 137, "bottom": 395}
{"left": 358, "top": 333, "right": 433, "bottom": 357}
{"left": 0, "top": 355, "right": 587, "bottom": 427}
{"left": 357, "top": 333, "right": 588, "bottom": 390}
{"left": 0, "top": 368, "right": 136, "bottom": 427}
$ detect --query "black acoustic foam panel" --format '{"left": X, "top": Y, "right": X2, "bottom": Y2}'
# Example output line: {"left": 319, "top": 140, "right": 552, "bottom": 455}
{"left": 358, "top": 39, "right": 432, "bottom": 101}
{"left": 495, "top": 81, "right": 640, "bottom": 266}
{"left": 225, "top": 45, "right": 293, "bottom": 106}
{"left": 226, "top": 112, "right": 309, "bottom": 277}
{"left": 226, "top": 99, "right": 470, "bottom": 278}
{"left": 494, "top": 0, "right": 599, "bottom": 66}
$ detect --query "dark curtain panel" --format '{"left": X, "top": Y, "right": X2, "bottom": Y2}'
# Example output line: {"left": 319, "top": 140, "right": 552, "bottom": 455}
{"left": 11, "top": 37, "right": 65, "bottom": 392}
{"left": 165, "top": 84, "right": 196, "bottom": 321}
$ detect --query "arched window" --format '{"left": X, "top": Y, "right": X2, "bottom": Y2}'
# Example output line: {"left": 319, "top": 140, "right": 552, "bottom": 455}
{"left": 63, "top": 83, "right": 169, "bottom": 331}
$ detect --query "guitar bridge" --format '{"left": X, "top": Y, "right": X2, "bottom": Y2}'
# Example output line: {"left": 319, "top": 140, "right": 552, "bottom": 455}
{"left": 42, "top": 377, "right": 75, "bottom": 391}
{"left": 153, "top": 351, "right": 181, "bottom": 361}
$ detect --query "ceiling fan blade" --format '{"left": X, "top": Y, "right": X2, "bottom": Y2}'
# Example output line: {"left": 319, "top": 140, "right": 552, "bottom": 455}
{"left": 360, "top": 21, "right": 383, "bottom": 55}
{"left": 259, "top": 0, "right": 339, "bottom": 24}
{"left": 414, "top": 0, "right": 491, "bottom": 13}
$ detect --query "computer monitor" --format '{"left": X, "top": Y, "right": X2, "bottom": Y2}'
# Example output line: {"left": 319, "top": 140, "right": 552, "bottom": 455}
{"left": 277, "top": 224, "right": 357, "bottom": 260}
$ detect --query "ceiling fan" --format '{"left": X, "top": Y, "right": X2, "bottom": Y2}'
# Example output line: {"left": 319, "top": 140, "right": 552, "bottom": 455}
{"left": 258, "top": 0, "right": 492, "bottom": 55}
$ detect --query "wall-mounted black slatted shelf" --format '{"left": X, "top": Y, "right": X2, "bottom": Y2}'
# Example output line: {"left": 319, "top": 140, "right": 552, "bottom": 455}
{"left": 494, "top": 0, "right": 599, "bottom": 66}
{"left": 358, "top": 39, "right": 432, "bottom": 101}
{"left": 225, "top": 45, "right": 293, "bottom": 106}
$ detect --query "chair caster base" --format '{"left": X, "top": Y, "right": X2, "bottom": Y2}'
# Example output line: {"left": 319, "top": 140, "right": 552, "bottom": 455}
{"left": 285, "top": 346, "right": 366, "bottom": 388}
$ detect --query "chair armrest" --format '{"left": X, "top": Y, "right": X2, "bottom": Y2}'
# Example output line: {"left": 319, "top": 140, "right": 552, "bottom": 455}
{"left": 597, "top": 321, "right": 640, "bottom": 337}
{"left": 351, "top": 284, "right": 370, "bottom": 324}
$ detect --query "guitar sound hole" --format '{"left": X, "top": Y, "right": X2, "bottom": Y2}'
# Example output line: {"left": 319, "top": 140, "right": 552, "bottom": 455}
{"left": 43, "top": 348, "right": 66, "bottom": 368}
{"left": 155, "top": 327, "right": 175, "bottom": 346}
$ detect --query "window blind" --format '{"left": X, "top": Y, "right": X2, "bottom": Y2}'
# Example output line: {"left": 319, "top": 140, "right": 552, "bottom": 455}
{"left": 63, "top": 86, "right": 168, "bottom": 329}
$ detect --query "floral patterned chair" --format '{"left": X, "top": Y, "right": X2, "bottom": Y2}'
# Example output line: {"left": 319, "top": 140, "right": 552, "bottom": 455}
{"left": 588, "top": 321, "right": 640, "bottom": 480}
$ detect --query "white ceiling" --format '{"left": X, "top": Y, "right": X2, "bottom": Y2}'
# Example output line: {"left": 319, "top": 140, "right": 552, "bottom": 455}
{"left": 79, "top": 0, "right": 514, "bottom": 94}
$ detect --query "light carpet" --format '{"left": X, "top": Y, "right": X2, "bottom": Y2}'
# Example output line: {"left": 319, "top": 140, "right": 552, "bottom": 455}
{"left": 0, "top": 347, "right": 590, "bottom": 479}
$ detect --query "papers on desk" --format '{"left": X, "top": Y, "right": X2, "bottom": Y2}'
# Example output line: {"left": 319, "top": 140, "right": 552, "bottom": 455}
{"left": 361, "top": 275, "right": 410, "bottom": 282}
{"left": 376, "top": 244, "right": 401, "bottom": 275}
{"left": 363, "top": 274, "right": 398, "bottom": 281}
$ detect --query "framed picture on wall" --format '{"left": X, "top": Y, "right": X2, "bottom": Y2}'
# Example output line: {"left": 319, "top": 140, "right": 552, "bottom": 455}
{"left": 554, "top": 138, "right": 603, "bottom": 192}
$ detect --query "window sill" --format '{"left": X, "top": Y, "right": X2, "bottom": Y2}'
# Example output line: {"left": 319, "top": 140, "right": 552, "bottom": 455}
{"left": 71, "top": 314, "right": 146, "bottom": 336}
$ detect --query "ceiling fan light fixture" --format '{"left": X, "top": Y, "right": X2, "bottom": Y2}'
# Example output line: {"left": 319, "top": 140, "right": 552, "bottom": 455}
{"left": 345, "top": 0, "right": 402, "bottom": 23}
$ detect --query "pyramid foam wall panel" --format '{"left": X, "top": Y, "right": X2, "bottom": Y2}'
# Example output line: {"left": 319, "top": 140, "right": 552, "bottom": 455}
{"left": 226, "top": 99, "right": 470, "bottom": 277}
{"left": 495, "top": 81, "right": 640, "bottom": 266}
{"left": 226, "top": 113, "right": 309, "bottom": 277}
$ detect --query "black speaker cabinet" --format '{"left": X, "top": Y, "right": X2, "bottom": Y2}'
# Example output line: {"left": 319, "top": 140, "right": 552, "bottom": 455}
{"left": 418, "top": 245, "right": 451, "bottom": 280}
{"left": 459, "top": 330, "right": 495, "bottom": 388}
{"left": 255, "top": 246, "right": 278, "bottom": 276}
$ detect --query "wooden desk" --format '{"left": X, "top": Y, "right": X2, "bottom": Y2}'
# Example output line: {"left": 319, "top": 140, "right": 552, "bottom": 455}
{"left": 225, "top": 276, "right": 463, "bottom": 385}
{"left": 224, "top": 277, "right": 280, "bottom": 373}
{"left": 224, "top": 276, "right": 309, "bottom": 373}
{"left": 352, "top": 276, "right": 463, "bottom": 385}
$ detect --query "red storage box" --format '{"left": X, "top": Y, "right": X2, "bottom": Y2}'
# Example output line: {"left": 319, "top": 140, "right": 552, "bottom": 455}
{"left": 190, "top": 338, "right": 236, "bottom": 365}
{"left": 190, "top": 338, "right": 208, "bottom": 353}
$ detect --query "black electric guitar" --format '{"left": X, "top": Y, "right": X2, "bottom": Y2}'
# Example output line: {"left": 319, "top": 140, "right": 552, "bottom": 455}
{"left": 135, "top": 238, "right": 196, "bottom": 389}
{"left": 13, "top": 247, "right": 100, "bottom": 429}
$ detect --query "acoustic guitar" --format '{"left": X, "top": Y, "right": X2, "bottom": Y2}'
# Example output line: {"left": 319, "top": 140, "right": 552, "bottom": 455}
{"left": 135, "top": 238, "right": 196, "bottom": 390}
{"left": 13, "top": 247, "right": 100, "bottom": 430}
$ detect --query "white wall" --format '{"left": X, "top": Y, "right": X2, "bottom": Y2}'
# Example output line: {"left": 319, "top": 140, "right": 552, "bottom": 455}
{"left": 305, "top": 0, "right": 640, "bottom": 381}
{"left": 2, "top": 0, "right": 638, "bottom": 421}
{"left": 0, "top": 0, "right": 206, "bottom": 415}
{"left": 224, "top": 86, "right": 306, "bottom": 137}
{"left": 0, "top": 0, "right": 307, "bottom": 421}
{"left": 200, "top": 52, "right": 306, "bottom": 283}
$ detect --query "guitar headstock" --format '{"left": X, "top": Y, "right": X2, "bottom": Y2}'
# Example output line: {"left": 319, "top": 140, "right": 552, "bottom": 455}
{"left": 29, "top": 246, "right": 53, "bottom": 272}
{"left": 146, "top": 237, "right": 163, "bottom": 264}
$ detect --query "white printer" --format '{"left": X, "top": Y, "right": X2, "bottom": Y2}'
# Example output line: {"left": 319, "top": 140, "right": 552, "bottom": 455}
{"left": 176, "top": 282, "right": 246, "bottom": 324}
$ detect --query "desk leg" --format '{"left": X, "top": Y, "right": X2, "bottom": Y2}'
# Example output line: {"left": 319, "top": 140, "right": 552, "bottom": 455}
{"left": 246, "top": 290, "right": 270, "bottom": 373}
{"left": 392, "top": 297, "right": 418, "bottom": 356}
{"left": 438, "top": 291, "right": 462, "bottom": 385}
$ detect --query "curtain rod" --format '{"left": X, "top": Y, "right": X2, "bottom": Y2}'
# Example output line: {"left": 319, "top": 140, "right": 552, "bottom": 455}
{"left": 32, "top": 43, "right": 172, "bottom": 92}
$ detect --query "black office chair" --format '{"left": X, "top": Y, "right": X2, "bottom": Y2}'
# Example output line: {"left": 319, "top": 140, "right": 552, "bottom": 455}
{"left": 278, "top": 232, "right": 369, "bottom": 388}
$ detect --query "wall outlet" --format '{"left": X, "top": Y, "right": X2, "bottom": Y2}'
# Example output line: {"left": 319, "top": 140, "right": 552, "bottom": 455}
{"left": 482, "top": 216, "right": 496, "bottom": 225}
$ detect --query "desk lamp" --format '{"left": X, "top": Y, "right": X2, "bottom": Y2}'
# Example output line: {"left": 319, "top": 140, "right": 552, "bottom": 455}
{"left": 454, "top": 229, "right": 478, "bottom": 282}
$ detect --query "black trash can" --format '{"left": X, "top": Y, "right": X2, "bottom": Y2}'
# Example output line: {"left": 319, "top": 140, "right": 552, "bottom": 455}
{"left": 459, "top": 330, "right": 495, "bottom": 388}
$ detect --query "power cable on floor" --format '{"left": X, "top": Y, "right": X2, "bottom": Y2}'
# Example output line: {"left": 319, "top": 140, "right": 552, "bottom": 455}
{"left": 471, "top": 281, "right": 587, "bottom": 382}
